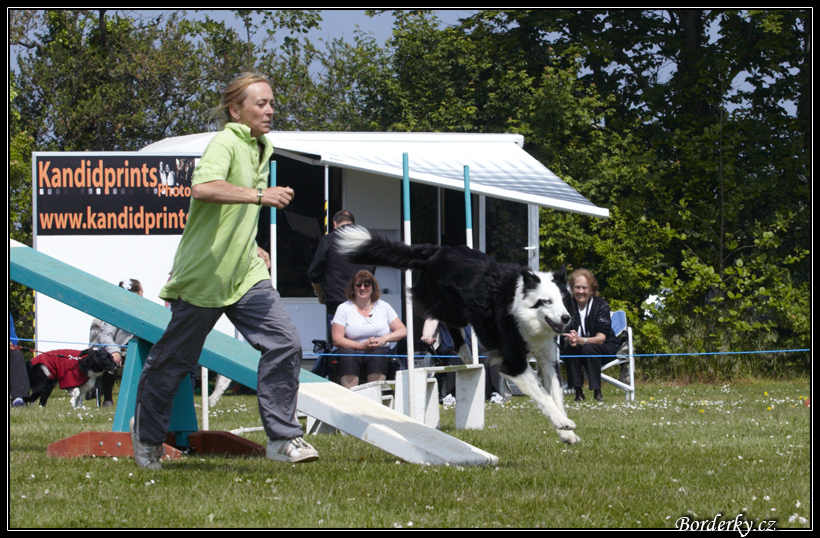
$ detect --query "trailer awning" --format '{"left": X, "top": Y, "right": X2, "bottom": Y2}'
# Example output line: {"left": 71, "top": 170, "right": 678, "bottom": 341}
{"left": 141, "top": 131, "right": 608, "bottom": 218}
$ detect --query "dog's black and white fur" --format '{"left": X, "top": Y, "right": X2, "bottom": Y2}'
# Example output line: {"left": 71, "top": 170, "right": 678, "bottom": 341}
{"left": 336, "top": 226, "right": 580, "bottom": 444}
{"left": 26, "top": 348, "right": 118, "bottom": 408}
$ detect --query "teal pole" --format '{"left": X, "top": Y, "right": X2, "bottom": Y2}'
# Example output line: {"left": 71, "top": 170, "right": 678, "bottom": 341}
{"left": 464, "top": 165, "right": 478, "bottom": 363}
{"left": 464, "top": 165, "right": 473, "bottom": 238}
{"left": 402, "top": 153, "right": 416, "bottom": 418}
{"left": 269, "top": 160, "right": 277, "bottom": 287}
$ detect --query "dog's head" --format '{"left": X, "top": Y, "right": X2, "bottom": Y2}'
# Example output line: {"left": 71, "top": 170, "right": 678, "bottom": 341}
{"left": 78, "top": 348, "right": 119, "bottom": 378}
{"left": 516, "top": 266, "right": 572, "bottom": 337}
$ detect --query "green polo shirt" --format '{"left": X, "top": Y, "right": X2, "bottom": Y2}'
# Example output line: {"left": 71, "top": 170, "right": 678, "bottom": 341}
{"left": 160, "top": 123, "right": 274, "bottom": 308}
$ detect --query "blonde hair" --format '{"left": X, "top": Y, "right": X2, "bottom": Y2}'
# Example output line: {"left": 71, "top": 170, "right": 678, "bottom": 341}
{"left": 210, "top": 72, "right": 272, "bottom": 128}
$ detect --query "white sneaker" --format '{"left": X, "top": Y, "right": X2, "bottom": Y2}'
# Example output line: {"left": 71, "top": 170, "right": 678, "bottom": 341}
{"left": 129, "top": 417, "right": 164, "bottom": 470}
{"left": 266, "top": 437, "right": 319, "bottom": 464}
{"left": 441, "top": 394, "right": 456, "bottom": 407}
{"left": 489, "top": 392, "right": 505, "bottom": 405}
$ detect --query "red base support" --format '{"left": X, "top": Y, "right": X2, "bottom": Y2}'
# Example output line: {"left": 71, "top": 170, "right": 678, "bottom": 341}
{"left": 46, "top": 431, "right": 263, "bottom": 459}
{"left": 46, "top": 431, "right": 182, "bottom": 460}
{"left": 186, "top": 431, "right": 265, "bottom": 456}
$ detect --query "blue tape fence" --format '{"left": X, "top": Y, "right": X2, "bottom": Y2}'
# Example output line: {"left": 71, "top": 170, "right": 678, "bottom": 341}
{"left": 18, "top": 338, "right": 809, "bottom": 361}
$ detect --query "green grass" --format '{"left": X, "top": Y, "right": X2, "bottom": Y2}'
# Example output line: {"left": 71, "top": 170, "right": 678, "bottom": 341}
{"left": 9, "top": 379, "right": 811, "bottom": 529}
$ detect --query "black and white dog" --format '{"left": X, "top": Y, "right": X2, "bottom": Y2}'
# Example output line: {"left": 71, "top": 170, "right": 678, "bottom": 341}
{"left": 26, "top": 348, "right": 118, "bottom": 408}
{"left": 336, "top": 226, "right": 580, "bottom": 444}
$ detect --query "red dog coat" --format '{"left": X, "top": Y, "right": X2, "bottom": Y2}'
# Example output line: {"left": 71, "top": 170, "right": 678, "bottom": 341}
{"left": 31, "top": 349, "right": 89, "bottom": 389}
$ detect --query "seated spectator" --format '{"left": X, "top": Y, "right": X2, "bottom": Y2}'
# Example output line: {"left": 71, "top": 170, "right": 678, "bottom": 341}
{"left": 331, "top": 270, "right": 407, "bottom": 389}
{"left": 560, "top": 268, "right": 620, "bottom": 402}
{"left": 88, "top": 278, "right": 143, "bottom": 406}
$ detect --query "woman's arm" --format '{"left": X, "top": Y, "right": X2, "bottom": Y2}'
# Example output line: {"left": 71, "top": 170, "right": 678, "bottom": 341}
{"left": 367, "top": 317, "right": 407, "bottom": 348}
{"left": 192, "top": 181, "right": 294, "bottom": 209}
{"left": 331, "top": 322, "right": 367, "bottom": 351}
{"left": 92, "top": 320, "right": 124, "bottom": 365}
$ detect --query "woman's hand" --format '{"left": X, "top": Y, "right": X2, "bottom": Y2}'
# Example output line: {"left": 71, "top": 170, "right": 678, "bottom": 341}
{"left": 565, "top": 330, "right": 582, "bottom": 347}
{"left": 259, "top": 186, "right": 294, "bottom": 209}
{"left": 366, "top": 336, "right": 387, "bottom": 349}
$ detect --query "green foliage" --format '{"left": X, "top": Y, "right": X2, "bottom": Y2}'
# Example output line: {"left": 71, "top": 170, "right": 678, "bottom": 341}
{"left": 641, "top": 215, "right": 811, "bottom": 378}
{"left": 9, "top": 73, "right": 36, "bottom": 342}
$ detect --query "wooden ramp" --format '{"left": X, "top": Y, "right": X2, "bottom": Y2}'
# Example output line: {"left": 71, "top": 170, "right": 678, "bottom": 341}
{"left": 299, "top": 382, "right": 496, "bottom": 465}
{"left": 10, "top": 239, "right": 497, "bottom": 466}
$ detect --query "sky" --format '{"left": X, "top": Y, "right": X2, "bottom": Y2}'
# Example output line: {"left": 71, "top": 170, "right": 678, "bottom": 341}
{"left": 304, "top": 9, "right": 474, "bottom": 44}
{"left": 10, "top": 9, "right": 474, "bottom": 59}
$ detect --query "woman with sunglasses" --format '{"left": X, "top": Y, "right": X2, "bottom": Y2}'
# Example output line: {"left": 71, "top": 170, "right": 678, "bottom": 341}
{"left": 331, "top": 270, "right": 407, "bottom": 389}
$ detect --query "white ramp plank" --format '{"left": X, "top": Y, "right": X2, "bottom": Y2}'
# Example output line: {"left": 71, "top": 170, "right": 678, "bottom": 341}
{"left": 298, "top": 382, "right": 498, "bottom": 466}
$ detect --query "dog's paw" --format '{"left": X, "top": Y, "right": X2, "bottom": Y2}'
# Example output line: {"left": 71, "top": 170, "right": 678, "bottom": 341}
{"left": 558, "top": 430, "right": 580, "bottom": 444}
{"left": 550, "top": 415, "right": 576, "bottom": 431}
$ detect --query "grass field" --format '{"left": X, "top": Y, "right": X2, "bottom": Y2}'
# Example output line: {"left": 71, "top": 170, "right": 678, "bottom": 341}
{"left": 9, "top": 379, "right": 811, "bottom": 529}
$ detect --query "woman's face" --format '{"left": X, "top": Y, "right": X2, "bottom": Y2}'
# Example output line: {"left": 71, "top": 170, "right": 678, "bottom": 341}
{"left": 572, "top": 275, "right": 591, "bottom": 306}
{"left": 354, "top": 280, "right": 373, "bottom": 301}
{"left": 231, "top": 82, "right": 274, "bottom": 139}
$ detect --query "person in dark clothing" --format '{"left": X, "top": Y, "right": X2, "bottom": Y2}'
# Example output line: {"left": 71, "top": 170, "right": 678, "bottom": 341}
{"left": 560, "top": 268, "right": 621, "bottom": 402}
{"left": 9, "top": 315, "right": 30, "bottom": 407}
{"left": 308, "top": 210, "right": 375, "bottom": 343}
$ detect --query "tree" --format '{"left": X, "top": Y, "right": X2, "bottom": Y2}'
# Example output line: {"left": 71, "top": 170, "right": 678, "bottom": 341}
{"left": 9, "top": 74, "right": 36, "bottom": 344}
{"left": 359, "top": 9, "right": 811, "bottom": 375}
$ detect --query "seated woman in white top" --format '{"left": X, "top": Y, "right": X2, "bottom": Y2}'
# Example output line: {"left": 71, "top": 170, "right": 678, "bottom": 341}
{"left": 331, "top": 270, "right": 407, "bottom": 389}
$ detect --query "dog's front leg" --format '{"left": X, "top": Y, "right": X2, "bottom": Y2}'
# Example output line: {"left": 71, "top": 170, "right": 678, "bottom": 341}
{"left": 540, "top": 359, "right": 581, "bottom": 445}
{"left": 209, "top": 374, "right": 233, "bottom": 407}
{"left": 506, "top": 367, "right": 579, "bottom": 444}
{"left": 536, "top": 357, "right": 568, "bottom": 418}
{"left": 70, "top": 379, "right": 96, "bottom": 408}
{"left": 69, "top": 387, "right": 84, "bottom": 408}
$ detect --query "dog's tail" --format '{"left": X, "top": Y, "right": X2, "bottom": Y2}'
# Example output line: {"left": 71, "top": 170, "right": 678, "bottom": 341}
{"left": 336, "top": 225, "right": 439, "bottom": 271}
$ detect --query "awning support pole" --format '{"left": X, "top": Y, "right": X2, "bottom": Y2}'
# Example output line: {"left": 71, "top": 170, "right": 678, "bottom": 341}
{"left": 402, "top": 153, "right": 416, "bottom": 420}
{"left": 464, "top": 166, "right": 479, "bottom": 365}
{"left": 269, "top": 160, "right": 277, "bottom": 288}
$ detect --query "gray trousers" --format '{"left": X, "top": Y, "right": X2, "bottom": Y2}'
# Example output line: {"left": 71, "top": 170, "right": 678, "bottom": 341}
{"left": 134, "top": 280, "right": 304, "bottom": 445}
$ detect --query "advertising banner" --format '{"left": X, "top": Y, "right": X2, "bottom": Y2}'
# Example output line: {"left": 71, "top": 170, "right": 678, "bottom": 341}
{"left": 34, "top": 154, "right": 196, "bottom": 236}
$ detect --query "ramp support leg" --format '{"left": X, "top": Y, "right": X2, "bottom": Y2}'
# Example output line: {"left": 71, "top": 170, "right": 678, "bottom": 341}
{"left": 112, "top": 338, "right": 198, "bottom": 446}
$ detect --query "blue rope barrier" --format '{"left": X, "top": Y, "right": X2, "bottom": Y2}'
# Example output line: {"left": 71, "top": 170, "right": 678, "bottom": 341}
{"left": 16, "top": 338, "right": 128, "bottom": 349}
{"left": 303, "top": 349, "right": 810, "bottom": 359}
{"left": 20, "top": 338, "right": 807, "bottom": 360}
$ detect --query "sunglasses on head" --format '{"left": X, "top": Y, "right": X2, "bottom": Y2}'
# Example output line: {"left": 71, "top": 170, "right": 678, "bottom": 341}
{"left": 355, "top": 282, "right": 372, "bottom": 288}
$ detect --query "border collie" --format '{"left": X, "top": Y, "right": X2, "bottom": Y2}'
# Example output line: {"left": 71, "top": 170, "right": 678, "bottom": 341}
{"left": 336, "top": 226, "right": 580, "bottom": 444}
{"left": 27, "top": 348, "right": 118, "bottom": 408}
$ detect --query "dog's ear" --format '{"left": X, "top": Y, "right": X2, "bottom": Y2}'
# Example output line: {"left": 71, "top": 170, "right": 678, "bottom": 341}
{"left": 552, "top": 264, "right": 567, "bottom": 285}
{"left": 522, "top": 269, "right": 541, "bottom": 291}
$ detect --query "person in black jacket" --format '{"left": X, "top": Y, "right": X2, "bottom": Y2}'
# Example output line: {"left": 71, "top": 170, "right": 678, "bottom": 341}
{"left": 308, "top": 210, "right": 375, "bottom": 342}
{"left": 560, "top": 268, "right": 621, "bottom": 402}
